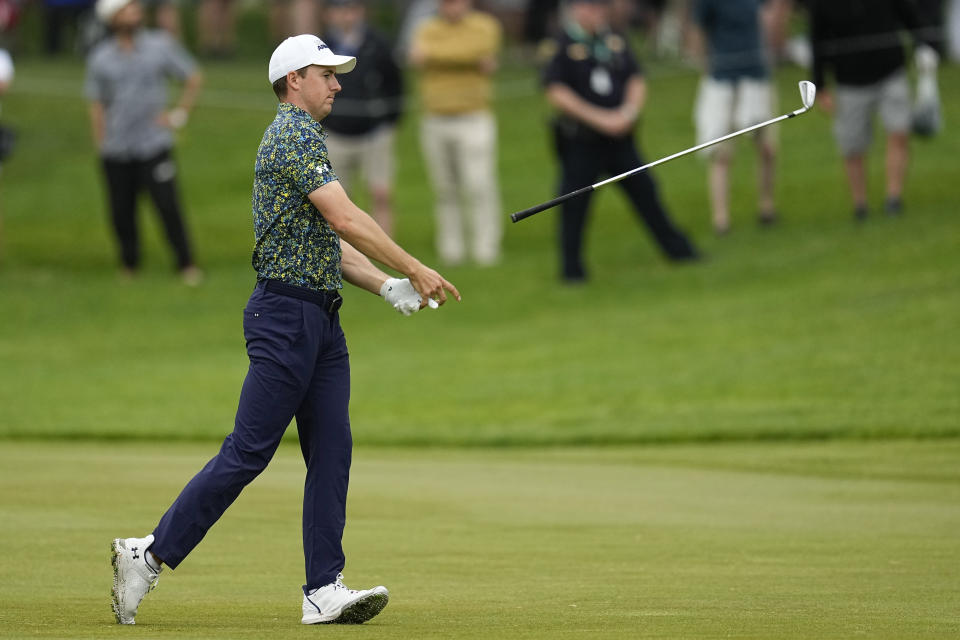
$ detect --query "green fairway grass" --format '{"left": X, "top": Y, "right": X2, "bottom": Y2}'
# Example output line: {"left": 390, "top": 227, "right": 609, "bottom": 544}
{"left": 1, "top": 60, "right": 958, "bottom": 445}
{"left": 1, "top": 440, "right": 958, "bottom": 639}
{"left": 1, "top": 49, "right": 958, "bottom": 639}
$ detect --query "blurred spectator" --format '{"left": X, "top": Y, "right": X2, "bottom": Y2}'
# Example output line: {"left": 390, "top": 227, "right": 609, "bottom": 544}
{"left": 396, "top": 0, "right": 436, "bottom": 61}
{"left": 197, "top": 0, "right": 235, "bottom": 56}
{"left": 142, "top": 0, "right": 180, "bottom": 37}
{"left": 269, "top": 0, "right": 317, "bottom": 43}
{"left": 541, "top": 0, "right": 698, "bottom": 283}
{"left": 481, "top": 0, "right": 527, "bottom": 40}
{"left": 0, "top": 0, "right": 21, "bottom": 43}
{"left": 808, "top": 0, "right": 936, "bottom": 220}
{"left": 690, "top": 0, "right": 784, "bottom": 234}
{"left": 409, "top": 0, "right": 503, "bottom": 266}
{"left": 0, "top": 48, "right": 11, "bottom": 259}
{"left": 85, "top": 0, "right": 203, "bottom": 284}
{"left": 0, "top": 47, "right": 13, "bottom": 167}
{"left": 43, "top": 0, "right": 94, "bottom": 54}
{"left": 950, "top": 0, "right": 960, "bottom": 60}
{"left": 0, "top": 46, "right": 12, "bottom": 124}
{"left": 321, "top": 0, "right": 404, "bottom": 236}
{"left": 524, "top": 0, "right": 559, "bottom": 43}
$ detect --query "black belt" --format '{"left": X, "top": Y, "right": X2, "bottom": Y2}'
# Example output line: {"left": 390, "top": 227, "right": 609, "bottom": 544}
{"left": 260, "top": 279, "right": 343, "bottom": 314}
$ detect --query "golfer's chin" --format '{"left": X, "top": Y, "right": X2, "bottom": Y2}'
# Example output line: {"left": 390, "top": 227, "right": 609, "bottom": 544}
{"left": 313, "top": 103, "right": 334, "bottom": 121}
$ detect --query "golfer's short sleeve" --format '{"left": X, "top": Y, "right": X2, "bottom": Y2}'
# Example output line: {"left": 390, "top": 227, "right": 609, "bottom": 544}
{"left": 285, "top": 129, "right": 338, "bottom": 196}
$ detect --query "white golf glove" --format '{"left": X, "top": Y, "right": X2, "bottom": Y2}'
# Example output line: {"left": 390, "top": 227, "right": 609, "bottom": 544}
{"left": 380, "top": 278, "right": 423, "bottom": 316}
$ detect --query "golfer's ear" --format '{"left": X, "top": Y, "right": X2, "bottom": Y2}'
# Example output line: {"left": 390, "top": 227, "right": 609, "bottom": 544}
{"left": 286, "top": 70, "right": 301, "bottom": 92}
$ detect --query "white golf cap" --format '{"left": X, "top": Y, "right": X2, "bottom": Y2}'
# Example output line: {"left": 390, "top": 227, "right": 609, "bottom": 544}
{"left": 95, "top": 0, "right": 134, "bottom": 23}
{"left": 268, "top": 34, "right": 356, "bottom": 84}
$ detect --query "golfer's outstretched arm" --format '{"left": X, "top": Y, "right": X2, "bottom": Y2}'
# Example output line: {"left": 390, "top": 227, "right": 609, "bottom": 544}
{"left": 310, "top": 182, "right": 460, "bottom": 304}
{"left": 340, "top": 239, "right": 389, "bottom": 295}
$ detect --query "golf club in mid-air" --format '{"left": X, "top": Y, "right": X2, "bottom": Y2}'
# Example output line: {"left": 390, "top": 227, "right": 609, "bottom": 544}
{"left": 510, "top": 80, "right": 817, "bottom": 224}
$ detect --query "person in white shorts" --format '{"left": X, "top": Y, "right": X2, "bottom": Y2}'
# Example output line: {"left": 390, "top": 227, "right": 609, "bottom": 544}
{"left": 692, "top": 0, "right": 782, "bottom": 235}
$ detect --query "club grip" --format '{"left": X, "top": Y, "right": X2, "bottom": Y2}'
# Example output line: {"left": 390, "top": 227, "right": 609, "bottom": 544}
{"left": 510, "top": 186, "right": 594, "bottom": 223}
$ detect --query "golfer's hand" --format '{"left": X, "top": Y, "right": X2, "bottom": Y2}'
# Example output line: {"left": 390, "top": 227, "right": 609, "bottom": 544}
{"left": 380, "top": 278, "right": 423, "bottom": 316}
{"left": 409, "top": 265, "right": 461, "bottom": 308}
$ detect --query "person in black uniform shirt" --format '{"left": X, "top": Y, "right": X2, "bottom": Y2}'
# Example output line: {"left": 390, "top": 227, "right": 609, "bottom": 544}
{"left": 808, "top": 0, "right": 938, "bottom": 219}
{"left": 541, "top": 0, "right": 698, "bottom": 283}
{"left": 321, "top": 0, "right": 404, "bottom": 235}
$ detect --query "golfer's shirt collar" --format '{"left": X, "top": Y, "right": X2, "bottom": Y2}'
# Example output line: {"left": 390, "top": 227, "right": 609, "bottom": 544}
{"left": 277, "top": 102, "right": 329, "bottom": 141}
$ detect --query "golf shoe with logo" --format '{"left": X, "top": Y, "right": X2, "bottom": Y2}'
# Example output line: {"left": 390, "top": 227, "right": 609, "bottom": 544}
{"left": 111, "top": 534, "right": 161, "bottom": 624}
{"left": 301, "top": 573, "right": 389, "bottom": 624}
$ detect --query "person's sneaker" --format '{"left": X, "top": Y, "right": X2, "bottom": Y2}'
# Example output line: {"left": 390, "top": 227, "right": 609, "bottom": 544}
{"left": 885, "top": 197, "right": 903, "bottom": 216}
{"left": 301, "top": 574, "right": 389, "bottom": 624}
{"left": 853, "top": 204, "right": 869, "bottom": 222}
{"left": 180, "top": 266, "right": 204, "bottom": 287}
{"left": 111, "top": 535, "right": 161, "bottom": 625}
{"left": 758, "top": 210, "right": 779, "bottom": 227}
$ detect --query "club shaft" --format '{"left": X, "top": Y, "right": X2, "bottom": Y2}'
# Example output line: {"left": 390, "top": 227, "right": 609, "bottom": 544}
{"left": 510, "top": 185, "right": 594, "bottom": 223}
{"left": 593, "top": 108, "right": 804, "bottom": 189}
{"left": 510, "top": 106, "right": 807, "bottom": 223}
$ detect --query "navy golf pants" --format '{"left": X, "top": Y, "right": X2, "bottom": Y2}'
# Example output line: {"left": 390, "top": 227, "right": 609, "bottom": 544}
{"left": 150, "top": 282, "right": 352, "bottom": 592}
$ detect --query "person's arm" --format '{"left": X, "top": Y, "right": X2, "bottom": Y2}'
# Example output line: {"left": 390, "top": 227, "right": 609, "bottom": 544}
{"left": 88, "top": 101, "right": 105, "bottom": 148}
{"left": 340, "top": 238, "right": 389, "bottom": 295}
{"left": 477, "top": 17, "right": 502, "bottom": 75}
{"left": 761, "top": 0, "right": 791, "bottom": 58}
{"left": 892, "top": 0, "right": 941, "bottom": 53}
{"left": 688, "top": 0, "right": 710, "bottom": 71}
{"left": 407, "top": 23, "right": 429, "bottom": 68}
{"left": 808, "top": 1, "right": 834, "bottom": 113}
{"left": 809, "top": 0, "right": 828, "bottom": 90}
{"left": 687, "top": 21, "right": 708, "bottom": 72}
{"left": 546, "top": 74, "right": 643, "bottom": 138}
{"left": 619, "top": 75, "right": 646, "bottom": 124}
{"left": 160, "top": 70, "right": 203, "bottom": 130}
{"left": 159, "top": 35, "right": 204, "bottom": 129}
{"left": 341, "top": 239, "right": 432, "bottom": 314}
{"left": 309, "top": 181, "right": 460, "bottom": 304}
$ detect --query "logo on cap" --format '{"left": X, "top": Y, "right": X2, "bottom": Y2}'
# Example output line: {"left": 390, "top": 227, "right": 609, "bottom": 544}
{"left": 318, "top": 44, "right": 328, "bottom": 52}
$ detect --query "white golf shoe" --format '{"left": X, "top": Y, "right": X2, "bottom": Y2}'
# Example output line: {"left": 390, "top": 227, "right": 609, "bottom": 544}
{"left": 111, "top": 534, "right": 161, "bottom": 624}
{"left": 301, "top": 573, "right": 389, "bottom": 624}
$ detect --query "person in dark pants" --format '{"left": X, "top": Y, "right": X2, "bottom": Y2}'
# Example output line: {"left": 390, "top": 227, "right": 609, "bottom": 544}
{"left": 108, "top": 34, "right": 460, "bottom": 626}
{"left": 541, "top": 0, "right": 698, "bottom": 283}
{"left": 85, "top": 0, "right": 203, "bottom": 284}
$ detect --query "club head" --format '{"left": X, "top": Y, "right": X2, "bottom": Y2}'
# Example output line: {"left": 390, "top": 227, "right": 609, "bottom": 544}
{"left": 799, "top": 80, "right": 816, "bottom": 110}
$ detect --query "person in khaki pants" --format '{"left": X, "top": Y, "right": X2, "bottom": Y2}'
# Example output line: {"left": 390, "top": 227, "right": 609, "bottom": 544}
{"left": 409, "top": 0, "right": 503, "bottom": 267}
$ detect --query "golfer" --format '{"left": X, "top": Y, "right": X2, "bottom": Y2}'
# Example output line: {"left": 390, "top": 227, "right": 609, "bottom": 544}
{"left": 110, "top": 34, "right": 460, "bottom": 626}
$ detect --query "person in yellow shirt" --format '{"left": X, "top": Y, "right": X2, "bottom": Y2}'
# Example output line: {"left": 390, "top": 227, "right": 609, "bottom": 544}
{"left": 409, "top": 0, "right": 503, "bottom": 266}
